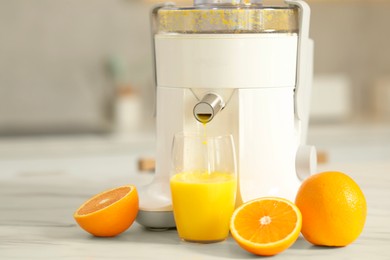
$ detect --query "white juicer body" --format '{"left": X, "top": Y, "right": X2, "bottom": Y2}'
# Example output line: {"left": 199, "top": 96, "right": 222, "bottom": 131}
{"left": 136, "top": 0, "right": 317, "bottom": 229}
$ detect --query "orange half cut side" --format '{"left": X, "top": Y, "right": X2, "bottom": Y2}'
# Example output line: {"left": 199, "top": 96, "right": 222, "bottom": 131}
{"left": 230, "top": 197, "right": 302, "bottom": 256}
{"left": 74, "top": 185, "right": 139, "bottom": 237}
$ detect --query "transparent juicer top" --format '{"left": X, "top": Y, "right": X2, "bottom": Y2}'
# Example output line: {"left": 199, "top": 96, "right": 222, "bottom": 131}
{"left": 155, "top": 0, "right": 299, "bottom": 35}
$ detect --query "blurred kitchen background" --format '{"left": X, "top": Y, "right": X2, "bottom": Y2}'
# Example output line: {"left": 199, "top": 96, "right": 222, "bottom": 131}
{"left": 0, "top": 0, "right": 390, "bottom": 163}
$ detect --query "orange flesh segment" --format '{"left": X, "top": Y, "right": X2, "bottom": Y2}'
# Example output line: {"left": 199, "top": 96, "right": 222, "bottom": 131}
{"left": 234, "top": 199, "right": 298, "bottom": 243}
{"left": 77, "top": 186, "right": 131, "bottom": 215}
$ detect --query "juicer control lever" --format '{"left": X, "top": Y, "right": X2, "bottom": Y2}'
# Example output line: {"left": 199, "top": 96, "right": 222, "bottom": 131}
{"left": 193, "top": 93, "right": 225, "bottom": 123}
{"left": 296, "top": 145, "right": 317, "bottom": 181}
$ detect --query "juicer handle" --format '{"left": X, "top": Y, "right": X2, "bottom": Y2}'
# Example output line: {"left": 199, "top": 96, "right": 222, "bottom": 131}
{"left": 284, "top": 0, "right": 313, "bottom": 145}
{"left": 286, "top": 0, "right": 317, "bottom": 179}
{"left": 150, "top": 2, "right": 175, "bottom": 117}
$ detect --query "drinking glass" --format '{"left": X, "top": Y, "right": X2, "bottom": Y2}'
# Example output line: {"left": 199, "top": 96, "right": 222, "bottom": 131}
{"left": 170, "top": 132, "right": 237, "bottom": 243}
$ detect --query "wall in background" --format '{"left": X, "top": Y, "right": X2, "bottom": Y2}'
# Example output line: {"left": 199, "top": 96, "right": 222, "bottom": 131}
{"left": 309, "top": 1, "right": 390, "bottom": 121}
{"left": 0, "top": 0, "right": 154, "bottom": 134}
{"left": 0, "top": 0, "right": 389, "bottom": 135}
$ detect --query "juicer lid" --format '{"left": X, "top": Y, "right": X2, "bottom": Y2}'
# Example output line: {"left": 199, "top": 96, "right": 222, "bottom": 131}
{"left": 156, "top": 3, "right": 299, "bottom": 34}
{"left": 194, "top": 0, "right": 263, "bottom": 4}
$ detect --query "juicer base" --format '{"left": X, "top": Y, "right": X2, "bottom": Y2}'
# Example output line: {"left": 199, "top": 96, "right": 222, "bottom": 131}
{"left": 136, "top": 210, "right": 176, "bottom": 230}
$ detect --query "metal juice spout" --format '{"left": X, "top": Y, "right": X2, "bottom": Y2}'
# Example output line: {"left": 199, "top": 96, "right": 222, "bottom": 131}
{"left": 193, "top": 93, "right": 225, "bottom": 124}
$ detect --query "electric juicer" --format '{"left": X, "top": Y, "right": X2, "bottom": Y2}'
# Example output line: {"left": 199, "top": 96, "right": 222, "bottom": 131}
{"left": 136, "top": 0, "right": 317, "bottom": 229}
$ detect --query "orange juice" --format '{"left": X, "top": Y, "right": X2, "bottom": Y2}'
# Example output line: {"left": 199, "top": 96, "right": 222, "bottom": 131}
{"left": 170, "top": 171, "right": 236, "bottom": 242}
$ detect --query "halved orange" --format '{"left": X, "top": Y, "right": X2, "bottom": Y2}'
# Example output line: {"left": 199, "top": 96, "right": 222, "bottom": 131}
{"left": 230, "top": 197, "right": 302, "bottom": 256}
{"left": 74, "top": 185, "right": 139, "bottom": 237}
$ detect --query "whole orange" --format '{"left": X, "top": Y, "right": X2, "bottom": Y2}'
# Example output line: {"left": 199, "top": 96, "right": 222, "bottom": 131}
{"left": 295, "top": 171, "right": 367, "bottom": 246}
{"left": 74, "top": 185, "right": 139, "bottom": 237}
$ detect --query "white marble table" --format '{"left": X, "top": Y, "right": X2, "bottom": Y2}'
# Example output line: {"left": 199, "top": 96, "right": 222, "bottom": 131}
{"left": 0, "top": 134, "right": 390, "bottom": 259}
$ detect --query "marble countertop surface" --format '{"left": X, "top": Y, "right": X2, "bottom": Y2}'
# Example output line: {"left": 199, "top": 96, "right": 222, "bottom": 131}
{"left": 0, "top": 130, "right": 390, "bottom": 259}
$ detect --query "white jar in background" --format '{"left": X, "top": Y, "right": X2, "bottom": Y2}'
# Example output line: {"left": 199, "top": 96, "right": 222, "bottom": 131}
{"left": 115, "top": 85, "right": 142, "bottom": 133}
{"left": 373, "top": 76, "right": 390, "bottom": 121}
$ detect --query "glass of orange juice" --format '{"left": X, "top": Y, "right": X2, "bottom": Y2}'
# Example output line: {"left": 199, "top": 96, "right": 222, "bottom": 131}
{"left": 170, "top": 132, "right": 237, "bottom": 243}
